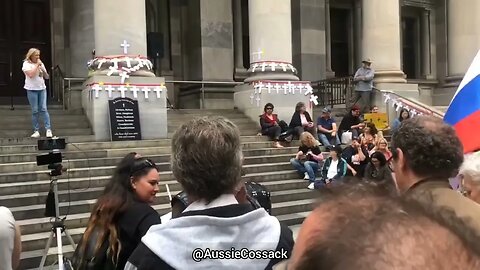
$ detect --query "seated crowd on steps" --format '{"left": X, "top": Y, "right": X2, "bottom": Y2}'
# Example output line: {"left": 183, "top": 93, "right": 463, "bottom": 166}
{"left": 2, "top": 113, "right": 480, "bottom": 269}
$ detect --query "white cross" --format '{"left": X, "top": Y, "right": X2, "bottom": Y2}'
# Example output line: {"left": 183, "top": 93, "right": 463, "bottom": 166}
{"left": 111, "top": 58, "right": 119, "bottom": 69}
{"left": 97, "top": 59, "right": 107, "bottom": 69}
{"left": 153, "top": 86, "right": 163, "bottom": 98}
{"left": 261, "top": 62, "right": 267, "bottom": 72}
{"left": 297, "top": 84, "right": 304, "bottom": 94}
{"left": 274, "top": 84, "right": 281, "bottom": 94}
{"left": 125, "top": 57, "right": 132, "bottom": 68}
{"left": 135, "top": 57, "right": 144, "bottom": 67}
{"left": 131, "top": 85, "right": 139, "bottom": 98}
{"left": 122, "top": 67, "right": 134, "bottom": 73}
{"left": 254, "top": 82, "right": 264, "bottom": 94}
{"left": 288, "top": 64, "right": 296, "bottom": 72}
{"left": 269, "top": 63, "right": 277, "bottom": 71}
{"left": 251, "top": 48, "right": 264, "bottom": 61}
{"left": 105, "top": 85, "right": 115, "bottom": 98}
{"left": 256, "top": 95, "right": 261, "bottom": 107}
{"left": 279, "top": 63, "right": 288, "bottom": 72}
{"left": 304, "top": 84, "right": 313, "bottom": 96}
{"left": 92, "top": 84, "right": 102, "bottom": 98}
{"left": 142, "top": 87, "right": 151, "bottom": 99}
{"left": 250, "top": 93, "right": 255, "bottom": 104}
{"left": 120, "top": 71, "right": 130, "bottom": 84}
{"left": 282, "top": 83, "right": 289, "bottom": 94}
{"left": 310, "top": 94, "right": 319, "bottom": 106}
{"left": 145, "top": 60, "right": 153, "bottom": 70}
{"left": 107, "top": 66, "right": 118, "bottom": 76}
{"left": 118, "top": 85, "right": 128, "bottom": 98}
{"left": 266, "top": 83, "right": 273, "bottom": 94}
{"left": 120, "top": 40, "right": 130, "bottom": 54}
{"left": 252, "top": 63, "right": 259, "bottom": 73}
{"left": 286, "top": 81, "right": 295, "bottom": 94}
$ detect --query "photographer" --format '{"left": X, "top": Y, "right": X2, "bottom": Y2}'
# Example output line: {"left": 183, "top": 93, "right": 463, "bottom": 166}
{"left": 22, "top": 48, "right": 53, "bottom": 138}
{"left": 290, "top": 132, "right": 324, "bottom": 189}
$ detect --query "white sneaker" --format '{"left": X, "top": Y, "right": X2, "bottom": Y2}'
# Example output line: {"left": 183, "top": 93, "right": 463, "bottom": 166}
{"left": 303, "top": 172, "right": 309, "bottom": 180}
{"left": 307, "top": 182, "right": 315, "bottom": 190}
{"left": 31, "top": 131, "right": 40, "bottom": 138}
{"left": 46, "top": 130, "right": 53, "bottom": 138}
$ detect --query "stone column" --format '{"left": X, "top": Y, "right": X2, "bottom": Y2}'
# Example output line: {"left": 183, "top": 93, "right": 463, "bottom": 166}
{"left": 361, "top": 0, "right": 405, "bottom": 83}
{"left": 421, "top": 9, "right": 431, "bottom": 78}
{"left": 233, "top": 0, "right": 244, "bottom": 70}
{"left": 325, "top": 0, "right": 334, "bottom": 78}
{"left": 246, "top": 0, "right": 298, "bottom": 82}
{"left": 446, "top": 0, "right": 480, "bottom": 84}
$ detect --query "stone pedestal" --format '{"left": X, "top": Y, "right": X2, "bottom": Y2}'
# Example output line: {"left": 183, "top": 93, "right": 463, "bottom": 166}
{"left": 361, "top": 0, "right": 405, "bottom": 83}
{"left": 82, "top": 76, "right": 167, "bottom": 141}
{"left": 234, "top": 84, "right": 312, "bottom": 125}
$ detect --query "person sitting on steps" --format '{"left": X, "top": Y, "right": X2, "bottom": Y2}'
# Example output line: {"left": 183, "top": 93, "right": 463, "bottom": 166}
{"left": 339, "top": 105, "right": 365, "bottom": 142}
{"left": 289, "top": 102, "right": 316, "bottom": 139}
{"left": 317, "top": 107, "right": 341, "bottom": 148}
{"left": 311, "top": 145, "right": 347, "bottom": 190}
{"left": 290, "top": 132, "right": 324, "bottom": 185}
{"left": 259, "top": 103, "right": 291, "bottom": 148}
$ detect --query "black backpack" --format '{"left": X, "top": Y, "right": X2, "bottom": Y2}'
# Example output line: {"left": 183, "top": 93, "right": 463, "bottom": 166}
{"left": 71, "top": 228, "right": 116, "bottom": 270}
{"left": 245, "top": 181, "right": 272, "bottom": 214}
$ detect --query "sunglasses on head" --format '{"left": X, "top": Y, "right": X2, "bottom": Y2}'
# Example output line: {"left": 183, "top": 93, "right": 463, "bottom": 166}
{"left": 130, "top": 159, "right": 157, "bottom": 176}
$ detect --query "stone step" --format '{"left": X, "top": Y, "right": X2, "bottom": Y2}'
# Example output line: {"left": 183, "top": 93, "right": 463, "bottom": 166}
{"left": 11, "top": 183, "right": 314, "bottom": 224}
{"left": 0, "top": 108, "right": 84, "bottom": 116}
{"left": 0, "top": 161, "right": 294, "bottom": 188}
{"left": 19, "top": 204, "right": 313, "bottom": 270}
{"left": 0, "top": 176, "right": 307, "bottom": 209}
{"left": 1, "top": 120, "right": 90, "bottom": 129}
{"left": 0, "top": 128, "right": 92, "bottom": 138}
{"left": 0, "top": 151, "right": 291, "bottom": 174}
{"left": 0, "top": 135, "right": 272, "bottom": 155}
{"left": 167, "top": 118, "right": 254, "bottom": 128}
{"left": 0, "top": 168, "right": 300, "bottom": 197}
{"left": 0, "top": 135, "right": 96, "bottom": 146}
{"left": 0, "top": 114, "right": 89, "bottom": 125}
{"left": 167, "top": 128, "right": 259, "bottom": 137}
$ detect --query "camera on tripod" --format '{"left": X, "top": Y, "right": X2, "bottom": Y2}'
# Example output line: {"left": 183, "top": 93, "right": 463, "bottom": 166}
{"left": 36, "top": 138, "right": 66, "bottom": 176}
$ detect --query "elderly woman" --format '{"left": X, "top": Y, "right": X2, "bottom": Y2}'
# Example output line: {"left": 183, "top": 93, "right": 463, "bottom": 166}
{"left": 459, "top": 152, "right": 480, "bottom": 204}
{"left": 126, "top": 117, "right": 294, "bottom": 269}
{"left": 22, "top": 48, "right": 53, "bottom": 138}
{"left": 289, "top": 102, "right": 316, "bottom": 139}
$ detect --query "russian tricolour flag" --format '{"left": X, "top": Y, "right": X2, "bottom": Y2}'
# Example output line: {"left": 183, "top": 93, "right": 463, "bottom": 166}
{"left": 444, "top": 50, "right": 480, "bottom": 154}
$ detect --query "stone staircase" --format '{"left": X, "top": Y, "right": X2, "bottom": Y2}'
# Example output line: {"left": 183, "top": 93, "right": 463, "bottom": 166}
{"left": 0, "top": 108, "right": 314, "bottom": 269}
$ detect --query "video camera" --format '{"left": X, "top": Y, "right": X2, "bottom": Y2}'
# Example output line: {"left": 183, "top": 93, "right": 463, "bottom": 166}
{"left": 36, "top": 138, "right": 66, "bottom": 176}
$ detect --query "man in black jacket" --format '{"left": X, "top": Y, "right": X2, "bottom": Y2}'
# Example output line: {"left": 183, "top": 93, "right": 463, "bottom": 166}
{"left": 126, "top": 117, "right": 294, "bottom": 270}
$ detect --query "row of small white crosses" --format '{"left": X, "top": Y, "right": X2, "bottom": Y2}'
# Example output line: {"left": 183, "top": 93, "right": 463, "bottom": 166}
{"left": 93, "top": 57, "right": 153, "bottom": 71}
{"left": 384, "top": 94, "right": 422, "bottom": 116}
{"left": 254, "top": 82, "right": 313, "bottom": 95}
{"left": 251, "top": 62, "right": 296, "bottom": 73}
{"left": 91, "top": 84, "right": 166, "bottom": 99}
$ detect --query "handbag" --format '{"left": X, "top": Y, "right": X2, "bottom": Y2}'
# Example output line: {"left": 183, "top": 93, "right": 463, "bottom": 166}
{"left": 341, "top": 131, "right": 353, "bottom": 145}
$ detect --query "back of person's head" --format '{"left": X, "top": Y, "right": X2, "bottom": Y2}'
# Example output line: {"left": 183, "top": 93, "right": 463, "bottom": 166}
{"left": 391, "top": 116, "right": 463, "bottom": 179}
{"left": 81, "top": 156, "right": 158, "bottom": 263}
{"left": 171, "top": 116, "right": 243, "bottom": 203}
{"left": 291, "top": 182, "right": 480, "bottom": 270}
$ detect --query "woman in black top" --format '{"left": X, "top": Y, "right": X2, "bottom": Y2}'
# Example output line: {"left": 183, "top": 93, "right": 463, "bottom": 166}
{"left": 289, "top": 102, "right": 316, "bottom": 139}
{"left": 75, "top": 155, "right": 161, "bottom": 270}
{"left": 364, "top": 151, "right": 395, "bottom": 190}
{"left": 290, "top": 132, "right": 324, "bottom": 184}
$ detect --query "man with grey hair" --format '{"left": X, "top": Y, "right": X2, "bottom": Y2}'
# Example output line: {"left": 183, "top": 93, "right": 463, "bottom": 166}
{"left": 126, "top": 116, "right": 294, "bottom": 270}
{"left": 460, "top": 152, "right": 480, "bottom": 204}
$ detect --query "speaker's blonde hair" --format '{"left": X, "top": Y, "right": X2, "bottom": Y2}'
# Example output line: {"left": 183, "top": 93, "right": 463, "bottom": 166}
{"left": 24, "top": 48, "right": 40, "bottom": 62}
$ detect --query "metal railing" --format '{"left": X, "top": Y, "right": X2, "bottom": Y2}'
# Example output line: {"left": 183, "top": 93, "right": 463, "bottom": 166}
{"left": 311, "top": 77, "right": 354, "bottom": 107}
{"left": 166, "top": 80, "right": 243, "bottom": 109}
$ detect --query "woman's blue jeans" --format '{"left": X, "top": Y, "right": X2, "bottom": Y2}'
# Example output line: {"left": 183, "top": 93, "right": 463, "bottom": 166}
{"left": 26, "top": 89, "right": 51, "bottom": 131}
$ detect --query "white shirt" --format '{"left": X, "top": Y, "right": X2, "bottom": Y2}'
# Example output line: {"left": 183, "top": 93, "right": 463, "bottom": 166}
{"left": 183, "top": 193, "right": 238, "bottom": 212}
{"left": 300, "top": 114, "right": 308, "bottom": 126}
{"left": 22, "top": 61, "right": 47, "bottom": 90}
{"left": 0, "top": 207, "right": 15, "bottom": 270}
{"left": 327, "top": 159, "right": 339, "bottom": 179}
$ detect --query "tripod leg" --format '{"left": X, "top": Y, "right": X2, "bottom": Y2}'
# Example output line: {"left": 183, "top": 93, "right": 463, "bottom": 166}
{"left": 56, "top": 227, "right": 65, "bottom": 270}
{"left": 64, "top": 229, "right": 77, "bottom": 249}
{"left": 39, "top": 231, "right": 54, "bottom": 270}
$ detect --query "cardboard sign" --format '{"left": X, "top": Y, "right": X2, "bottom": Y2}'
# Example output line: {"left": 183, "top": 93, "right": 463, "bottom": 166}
{"left": 363, "top": 113, "right": 388, "bottom": 130}
{"left": 108, "top": 97, "right": 142, "bottom": 141}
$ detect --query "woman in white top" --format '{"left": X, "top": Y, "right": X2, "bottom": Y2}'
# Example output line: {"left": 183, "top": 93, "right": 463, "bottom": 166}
{"left": 22, "top": 48, "right": 53, "bottom": 138}
{"left": 0, "top": 207, "right": 22, "bottom": 270}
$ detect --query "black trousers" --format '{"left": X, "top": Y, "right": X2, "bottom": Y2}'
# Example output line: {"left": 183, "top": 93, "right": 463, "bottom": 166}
{"left": 263, "top": 125, "right": 282, "bottom": 141}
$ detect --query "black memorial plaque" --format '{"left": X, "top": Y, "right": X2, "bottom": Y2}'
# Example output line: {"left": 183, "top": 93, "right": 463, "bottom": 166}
{"left": 108, "top": 97, "right": 142, "bottom": 141}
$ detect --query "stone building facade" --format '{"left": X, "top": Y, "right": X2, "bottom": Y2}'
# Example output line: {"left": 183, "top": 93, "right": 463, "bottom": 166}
{"left": 1, "top": 0, "right": 478, "bottom": 107}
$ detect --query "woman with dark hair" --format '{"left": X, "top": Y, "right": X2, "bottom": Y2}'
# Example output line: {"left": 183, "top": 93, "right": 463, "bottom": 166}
{"left": 73, "top": 156, "right": 161, "bottom": 270}
{"left": 289, "top": 102, "right": 316, "bottom": 138}
{"left": 259, "top": 103, "right": 289, "bottom": 148}
{"left": 392, "top": 108, "right": 410, "bottom": 132}
{"left": 364, "top": 151, "right": 394, "bottom": 186}
{"left": 312, "top": 145, "right": 347, "bottom": 189}
{"left": 359, "top": 122, "right": 380, "bottom": 153}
